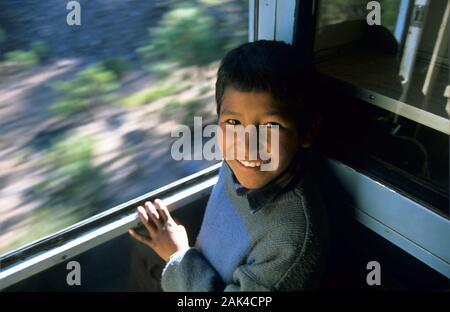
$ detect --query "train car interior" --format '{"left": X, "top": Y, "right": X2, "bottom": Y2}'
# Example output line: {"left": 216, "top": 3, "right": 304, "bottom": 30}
{"left": 0, "top": 0, "right": 448, "bottom": 291}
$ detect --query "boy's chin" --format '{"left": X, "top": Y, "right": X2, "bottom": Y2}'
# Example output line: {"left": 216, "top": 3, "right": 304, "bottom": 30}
{"left": 238, "top": 179, "right": 269, "bottom": 190}
{"left": 236, "top": 175, "right": 277, "bottom": 190}
{"left": 227, "top": 160, "right": 277, "bottom": 190}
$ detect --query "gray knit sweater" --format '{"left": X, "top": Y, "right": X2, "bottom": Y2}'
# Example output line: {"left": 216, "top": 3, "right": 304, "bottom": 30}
{"left": 161, "top": 153, "right": 329, "bottom": 291}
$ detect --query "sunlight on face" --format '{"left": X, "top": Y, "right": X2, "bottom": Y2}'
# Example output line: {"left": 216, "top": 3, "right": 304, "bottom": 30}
{"left": 218, "top": 87, "right": 300, "bottom": 189}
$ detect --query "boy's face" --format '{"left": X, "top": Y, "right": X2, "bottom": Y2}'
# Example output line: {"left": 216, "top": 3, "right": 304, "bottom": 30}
{"left": 218, "top": 87, "right": 301, "bottom": 189}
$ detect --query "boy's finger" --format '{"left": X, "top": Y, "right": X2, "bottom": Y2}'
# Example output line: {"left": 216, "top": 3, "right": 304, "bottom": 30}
{"left": 137, "top": 206, "right": 148, "bottom": 222}
{"left": 144, "top": 201, "right": 162, "bottom": 230}
{"left": 137, "top": 206, "right": 157, "bottom": 237}
{"left": 154, "top": 198, "right": 172, "bottom": 223}
{"left": 128, "top": 229, "right": 153, "bottom": 247}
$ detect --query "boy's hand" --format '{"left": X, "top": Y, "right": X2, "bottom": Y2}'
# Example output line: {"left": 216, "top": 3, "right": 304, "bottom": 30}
{"left": 128, "top": 198, "right": 189, "bottom": 262}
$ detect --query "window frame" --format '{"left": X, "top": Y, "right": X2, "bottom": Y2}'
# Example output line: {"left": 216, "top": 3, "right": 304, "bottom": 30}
{"left": 0, "top": 163, "right": 221, "bottom": 290}
{"left": 321, "top": 157, "right": 450, "bottom": 279}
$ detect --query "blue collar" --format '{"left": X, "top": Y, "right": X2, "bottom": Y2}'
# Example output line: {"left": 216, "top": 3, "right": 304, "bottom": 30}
{"left": 224, "top": 151, "right": 306, "bottom": 214}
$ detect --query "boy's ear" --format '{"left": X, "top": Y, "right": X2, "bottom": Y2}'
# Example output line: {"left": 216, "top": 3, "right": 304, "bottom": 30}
{"left": 299, "top": 113, "right": 322, "bottom": 148}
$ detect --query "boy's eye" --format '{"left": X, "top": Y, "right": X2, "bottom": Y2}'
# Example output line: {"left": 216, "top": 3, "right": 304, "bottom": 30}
{"left": 225, "top": 119, "right": 240, "bottom": 126}
{"left": 262, "top": 122, "right": 280, "bottom": 129}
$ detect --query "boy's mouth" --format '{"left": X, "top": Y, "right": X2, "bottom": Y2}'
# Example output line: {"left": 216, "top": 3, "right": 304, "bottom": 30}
{"left": 236, "top": 158, "right": 271, "bottom": 169}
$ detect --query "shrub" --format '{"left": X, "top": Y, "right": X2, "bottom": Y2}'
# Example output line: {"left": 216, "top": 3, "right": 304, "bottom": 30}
{"left": 5, "top": 50, "right": 39, "bottom": 67}
{"left": 102, "top": 57, "right": 131, "bottom": 79}
{"left": 31, "top": 40, "right": 49, "bottom": 62}
{"left": 161, "top": 98, "right": 204, "bottom": 127}
{"left": 121, "top": 84, "right": 184, "bottom": 107}
{"left": 4, "top": 41, "right": 49, "bottom": 66}
{"left": 137, "top": 5, "right": 227, "bottom": 70}
{"left": 51, "top": 64, "right": 119, "bottom": 117}
{"left": 35, "top": 134, "right": 105, "bottom": 217}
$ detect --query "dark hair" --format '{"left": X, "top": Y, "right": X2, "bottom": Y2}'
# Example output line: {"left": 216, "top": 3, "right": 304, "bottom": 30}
{"left": 215, "top": 40, "right": 318, "bottom": 135}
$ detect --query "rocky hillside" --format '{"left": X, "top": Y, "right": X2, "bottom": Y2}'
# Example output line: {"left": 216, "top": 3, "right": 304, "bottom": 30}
{"left": 0, "top": 0, "right": 246, "bottom": 61}
{"left": 0, "top": 0, "right": 168, "bottom": 59}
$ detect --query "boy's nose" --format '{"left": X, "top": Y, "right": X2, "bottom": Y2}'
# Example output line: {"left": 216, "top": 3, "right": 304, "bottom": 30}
{"left": 238, "top": 131, "right": 269, "bottom": 161}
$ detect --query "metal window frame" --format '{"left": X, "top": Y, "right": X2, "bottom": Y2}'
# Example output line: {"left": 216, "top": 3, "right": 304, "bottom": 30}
{"left": 319, "top": 74, "right": 450, "bottom": 135}
{"left": 0, "top": 163, "right": 221, "bottom": 290}
{"left": 250, "top": 0, "right": 297, "bottom": 43}
{"left": 327, "top": 159, "right": 450, "bottom": 279}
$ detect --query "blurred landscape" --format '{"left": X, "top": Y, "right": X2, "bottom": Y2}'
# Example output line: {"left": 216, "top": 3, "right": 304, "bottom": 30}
{"left": 0, "top": 0, "right": 247, "bottom": 255}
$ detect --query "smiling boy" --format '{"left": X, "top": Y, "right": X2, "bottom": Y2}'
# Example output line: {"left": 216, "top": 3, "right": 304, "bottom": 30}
{"left": 129, "top": 40, "right": 329, "bottom": 291}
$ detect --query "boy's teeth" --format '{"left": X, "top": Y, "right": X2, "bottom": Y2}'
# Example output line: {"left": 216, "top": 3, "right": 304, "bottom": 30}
{"left": 239, "top": 160, "right": 261, "bottom": 167}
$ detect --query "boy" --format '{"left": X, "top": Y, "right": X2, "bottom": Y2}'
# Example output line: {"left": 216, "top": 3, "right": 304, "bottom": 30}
{"left": 129, "top": 40, "right": 329, "bottom": 291}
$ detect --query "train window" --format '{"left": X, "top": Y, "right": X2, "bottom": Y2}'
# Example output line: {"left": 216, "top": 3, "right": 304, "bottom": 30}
{"left": 317, "top": 0, "right": 401, "bottom": 33}
{"left": 314, "top": 0, "right": 449, "bottom": 215}
{"left": 0, "top": 1, "right": 248, "bottom": 257}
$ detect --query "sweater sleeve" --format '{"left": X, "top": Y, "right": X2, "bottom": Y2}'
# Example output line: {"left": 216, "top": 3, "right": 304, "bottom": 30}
{"left": 160, "top": 247, "right": 225, "bottom": 291}
{"left": 226, "top": 221, "right": 320, "bottom": 292}
{"left": 161, "top": 220, "right": 321, "bottom": 292}
{"left": 160, "top": 247, "right": 272, "bottom": 291}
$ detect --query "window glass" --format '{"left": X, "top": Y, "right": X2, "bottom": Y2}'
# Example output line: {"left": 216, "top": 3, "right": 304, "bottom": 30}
{"left": 317, "top": 0, "right": 401, "bottom": 33}
{"left": 315, "top": 0, "right": 449, "bottom": 210}
{"left": 0, "top": 0, "right": 248, "bottom": 256}
{"left": 316, "top": 0, "right": 449, "bottom": 120}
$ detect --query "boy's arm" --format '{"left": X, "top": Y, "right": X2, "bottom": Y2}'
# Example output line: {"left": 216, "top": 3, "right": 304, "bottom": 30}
{"left": 161, "top": 247, "right": 227, "bottom": 291}
{"left": 161, "top": 247, "right": 272, "bottom": 291}
{"left": 161, "top": 221, "right": 321, "bottom": 291}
